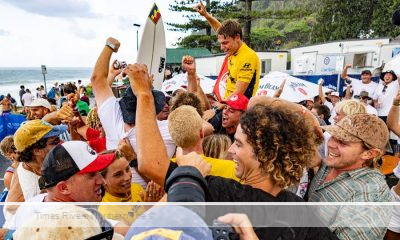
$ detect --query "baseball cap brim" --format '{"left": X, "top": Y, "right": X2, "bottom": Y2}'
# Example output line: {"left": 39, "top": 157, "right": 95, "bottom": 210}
{"left": 321, "top": 125, "right": 362, "bottom": 143}
{"left": 28, "top": 99, "right": 51, "bottom": 110}
{"left": 221, "top": 99, "right": 246, "bottom": 111}
{"left": 43, "top": 125, "right": 68, "bottom": 138}
{"left": 78, "top": 153, "right": 115, "bottom": 174}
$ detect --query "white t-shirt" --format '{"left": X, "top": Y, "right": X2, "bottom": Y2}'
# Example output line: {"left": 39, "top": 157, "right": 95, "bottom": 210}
{"left": 348, "top": 77, "right": 378, "bottom": 97}
{"left": 322, "top": 131, "right": 331, "bottom": 161}
{"left": 16, "top": 164, "right": 41, "bottom": 201}
{"left": 365, "top": 104, "right": 378, "bottom": 116}
{"left": 98, "top": 96, "right": 176, "bottom": 157}
{"left": 373, "top": 81, "right": 399, "bottom": 117}
{"left": 324, "top": 101, "right": 336, "bottom": 124}
{"left": 21, "top": 92, "right": 34, "bottom": 106}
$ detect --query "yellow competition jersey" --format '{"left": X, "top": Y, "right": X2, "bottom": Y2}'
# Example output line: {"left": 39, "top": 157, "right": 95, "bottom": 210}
{"left": 171, "top": 154, "right": 239, "bottom": 182}
{"left": 99, "top": 183, "right": 145, "bottom": 225}
{"left": 225, "top": 43, "right": 260, "bottom": 99}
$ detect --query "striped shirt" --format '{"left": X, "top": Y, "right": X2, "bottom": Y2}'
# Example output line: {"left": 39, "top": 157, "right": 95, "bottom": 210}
{"left": 308, "top": 165, "right": 393, "bottom": 240}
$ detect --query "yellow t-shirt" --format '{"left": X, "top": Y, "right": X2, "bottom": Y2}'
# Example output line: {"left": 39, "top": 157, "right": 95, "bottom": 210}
{"left": 99, "top": 183, "right": 145, "bottom": 225}
{"left": 225, "top": 43, "right": 260, "bottom": 99}
{"left": 171, "top": 154, "right": 239, "bottom": 182}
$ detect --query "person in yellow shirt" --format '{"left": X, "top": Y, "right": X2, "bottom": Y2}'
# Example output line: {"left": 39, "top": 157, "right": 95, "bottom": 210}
{"left": 194, "top": 1, "right": 260, "bottom": 99}
{"left": 168, "top": 105, "right": 239, "bottom": 181}
{"left": 98, "top": 151, "right": 163, "bottom": 225}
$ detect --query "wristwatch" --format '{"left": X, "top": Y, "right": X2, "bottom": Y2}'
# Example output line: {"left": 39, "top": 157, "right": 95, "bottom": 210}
{"left": 106, "top": 41, "right": 116, "bottom": 51}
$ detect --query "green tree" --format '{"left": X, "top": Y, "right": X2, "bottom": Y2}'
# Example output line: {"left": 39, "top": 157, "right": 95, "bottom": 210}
{"left": 369, "top": 0, "right": 400, "bottom": 38}
{"left": 312, "top": 0, "right": 400, "bottom": 42}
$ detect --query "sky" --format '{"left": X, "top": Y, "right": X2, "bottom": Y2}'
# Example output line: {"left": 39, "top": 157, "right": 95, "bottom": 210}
{"left": 0, "top": 0, "right": 192, "bottom": 67}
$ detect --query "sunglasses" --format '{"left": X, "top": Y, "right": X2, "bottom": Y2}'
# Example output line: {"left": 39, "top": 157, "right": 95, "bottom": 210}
{"left": 84, "top": 208, "right": 114, "bottom": 240}
{"left": 382, "top": 85, "right": 388, "bottom": 93}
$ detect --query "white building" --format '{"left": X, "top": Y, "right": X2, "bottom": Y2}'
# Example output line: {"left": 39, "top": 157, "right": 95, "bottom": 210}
{"left": 290, "top": 38, "right": 400, "bottom": 75}
{"left": 196, "top": 51, "right": 288, "bottom": 77}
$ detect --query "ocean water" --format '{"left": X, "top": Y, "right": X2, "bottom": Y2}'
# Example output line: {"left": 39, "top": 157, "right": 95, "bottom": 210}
{"left": 0, "top": 67, "right": 92, "bottom": 104}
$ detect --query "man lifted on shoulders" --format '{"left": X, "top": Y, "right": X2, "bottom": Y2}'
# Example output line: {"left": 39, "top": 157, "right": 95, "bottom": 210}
{"left": 194, "top": 1, "right": 260, "bottom": 99}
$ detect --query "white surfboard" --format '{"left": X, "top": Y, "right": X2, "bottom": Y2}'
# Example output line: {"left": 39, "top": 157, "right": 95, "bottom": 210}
{"left": 136, "top": 3, "right": 166, "bottom": 90}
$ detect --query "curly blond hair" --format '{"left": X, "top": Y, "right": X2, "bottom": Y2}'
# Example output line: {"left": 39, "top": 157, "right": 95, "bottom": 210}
{"left": 86, "top": 107, "right": 101, "bottom": 130}
{"left": 240, "top": 105, "right": 317, "bottom": 188}
{"left": 334, "top": 99, "right": 366, "bottom": 116}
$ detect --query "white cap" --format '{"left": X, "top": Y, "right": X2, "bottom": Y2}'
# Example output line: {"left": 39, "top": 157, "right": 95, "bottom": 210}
{"left": 331, "top": 92, "right": 340, "bottom": 97}
{"left": 28, "top": 98, "right": 51, "bottom": 110}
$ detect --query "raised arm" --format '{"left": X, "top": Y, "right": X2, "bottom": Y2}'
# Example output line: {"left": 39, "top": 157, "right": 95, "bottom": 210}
{"left": 341, "top": 64, "right": 351, "bottom": 80}
{"left": 182, "top": 55, "right": 211, "bottom": 110}
{"left": 344, "top": 83, "right": 351, "bottom": 100}
{"left": 91, "top": 37, "right": 120, "bottom": 108}
{"left": 125, "top": 64, "right": 170, "bottom": 187}
{"left": 388, "top": 91, "right": 400, "bottom": 136}
{"left": 318, "top": 79, "right": 327, "bottom": 104}
{"left": 182, "top": 56, "right": 198, "bottom": 93}
{"left": 194, "top": 1, "right": 221, "bottom": 32}
{"left": 273, "top": 79, "right": 286, "bottom": 98}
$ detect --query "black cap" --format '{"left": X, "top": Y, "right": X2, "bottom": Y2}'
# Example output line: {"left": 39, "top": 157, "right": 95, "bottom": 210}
{"left": 40, "top": 145, "right": 81, "bottom": 189}
{"left": 119, "top": 87, "right": 166, "bottom": 124}
{"left": 380, "top": 70, "right": 398, "bottom": 81}
{"left": 39, "top": 141, "right": 115, "bottom": 190}
{"left": 361, "top": 70, "right": 372, "bottom": 75}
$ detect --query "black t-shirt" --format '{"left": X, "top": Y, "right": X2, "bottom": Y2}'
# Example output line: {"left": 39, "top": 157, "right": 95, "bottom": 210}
{"left": 166, "top": 162, "right": 339, "bottom": 240}
{"left": 19, "top": 89, "right": 25, "bottom": 98}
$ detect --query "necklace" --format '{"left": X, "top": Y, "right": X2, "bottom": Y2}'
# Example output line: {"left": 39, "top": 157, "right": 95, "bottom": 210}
{"left": 23, "top": 162, "right": 41, "bottom": 176}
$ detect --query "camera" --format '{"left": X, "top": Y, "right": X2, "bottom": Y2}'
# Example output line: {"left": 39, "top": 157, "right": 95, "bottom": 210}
{"left": 211, "top": 220, "right": 239, "bottom": 240}
{"left": 113, "top": 60, "right": 127, "bottom": 70}
{"left": 113, "top": 60, "right": 121, "bottom": 70}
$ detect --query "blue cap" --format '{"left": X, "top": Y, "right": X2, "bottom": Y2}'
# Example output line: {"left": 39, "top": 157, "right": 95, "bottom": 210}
{"left": 125, "top": 206, "right": 212, "bottom": 240}
{"left": 43, "top": 124, "right": 68, "bottom": 138}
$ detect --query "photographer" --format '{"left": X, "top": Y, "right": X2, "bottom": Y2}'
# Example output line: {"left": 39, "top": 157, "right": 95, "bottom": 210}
{"left": 125, "top": 152, "right": 258, "bottom": 240}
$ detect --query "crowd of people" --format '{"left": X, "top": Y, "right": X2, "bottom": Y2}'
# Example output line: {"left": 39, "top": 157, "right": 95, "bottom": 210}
{"left": 0, "top": 2, "right": 399, "bottom": 240}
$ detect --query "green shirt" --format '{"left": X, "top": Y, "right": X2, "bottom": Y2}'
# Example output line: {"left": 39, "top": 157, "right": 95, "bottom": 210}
{"left": 308, "top": 165, "right": 393, "bottom": 240}
{"left": 76, "top": 100, "right": 90, "bottom": 116}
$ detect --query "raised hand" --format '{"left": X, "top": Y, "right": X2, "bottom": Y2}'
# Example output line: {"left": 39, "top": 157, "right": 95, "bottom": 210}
{"left": 118, "top": 138, "right": 136, "bottom": 161}
{"left": 141, "top": 181, "right": 164, "bottom": 202}
{"left": 182, "top": 55, "right": 196, "bottom": 76}
{"left": 193, "top": 1, "right": 207, "bottom": 16}
{"left": 124, "top": 63, "right": 153, "bottom": 96}
{"left": 105, "top": 37, "right": 120, "bottom": 53}
{"left": 57, "top": 104, "right": 74, "bottom": 122}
